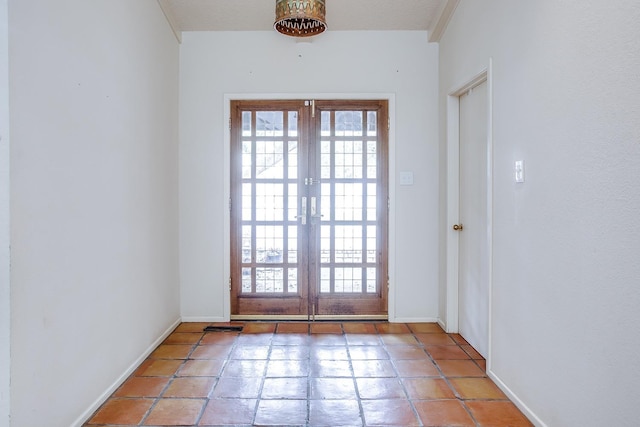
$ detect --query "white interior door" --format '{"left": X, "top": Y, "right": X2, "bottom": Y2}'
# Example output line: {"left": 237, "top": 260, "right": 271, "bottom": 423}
{"left": 458, "top": 80, "right": 489, "bottom": 358}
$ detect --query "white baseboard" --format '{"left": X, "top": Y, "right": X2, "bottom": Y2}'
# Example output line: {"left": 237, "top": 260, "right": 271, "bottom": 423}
{"left": 487, "top": 369, "right": 547, "bottom": 427}
{"left": 71, "top": 317, "right": 182, "bottom": 427}
{"left": 390, "top": 316, "right": 440, "bottom": 324}
{"left": 180, "top": 316, "right": 228, "bottom": 323}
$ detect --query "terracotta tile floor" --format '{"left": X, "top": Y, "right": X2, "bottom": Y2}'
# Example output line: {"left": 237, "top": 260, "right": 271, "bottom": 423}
{"left": 84, "top": 322, "right": 533, "bottom": 427}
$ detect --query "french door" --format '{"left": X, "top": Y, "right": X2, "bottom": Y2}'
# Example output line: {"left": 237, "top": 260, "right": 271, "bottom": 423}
{"left": 230, "top": 100, "right": 388, "bottom": 319}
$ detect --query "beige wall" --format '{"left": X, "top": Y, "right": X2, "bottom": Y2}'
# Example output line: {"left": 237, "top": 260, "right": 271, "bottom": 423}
{"left": 0, "top": 0, "right": 10, "bottom": 424}
{"left": 179, "top": 31, "right": 441, "bottom": 322}
{"left": 439, "top": 1, "right": 640, "bottom": 425}
{"left": 9, "top": 1, "right": 180, "bottom": 425}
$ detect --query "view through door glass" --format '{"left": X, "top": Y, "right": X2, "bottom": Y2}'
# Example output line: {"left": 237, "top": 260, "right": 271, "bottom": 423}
{"left": 230, "top": 100, "right": 388, "bottom": 319}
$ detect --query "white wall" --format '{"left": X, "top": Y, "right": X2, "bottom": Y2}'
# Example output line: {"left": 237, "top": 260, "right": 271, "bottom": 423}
{"left": 9, "top": 1, "right": 180, "bottom": 425}
{"left": 180, "top": 31, "right": 439, "bottom": 321}
{"left": 0, "top": 0, "right": 10, "bottom": 424}
{"left": 439, "top": 1, "right": 640, "bottom": 426}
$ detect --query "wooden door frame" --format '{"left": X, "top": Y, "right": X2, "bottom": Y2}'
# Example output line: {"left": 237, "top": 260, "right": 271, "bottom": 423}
{"left": 445, "top": 60, "right": 494, "bottom": 369}
{"left": 223, "top": 93, "right": 397, "bottom": 321}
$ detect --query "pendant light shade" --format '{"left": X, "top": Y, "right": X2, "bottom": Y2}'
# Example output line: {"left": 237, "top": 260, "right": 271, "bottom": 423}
{"left": 274, "top": 0, "right": 327, "bottom": 37}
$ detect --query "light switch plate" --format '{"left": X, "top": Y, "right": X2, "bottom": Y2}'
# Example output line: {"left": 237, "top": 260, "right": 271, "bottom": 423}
{"left": 399, "top": 171, "right": 414, "bottom": 186}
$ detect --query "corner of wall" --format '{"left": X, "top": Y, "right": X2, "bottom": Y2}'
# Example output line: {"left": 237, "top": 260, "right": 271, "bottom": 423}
{"left": 70, "top": 318, "right": 181, "bottom": 427}
{"left": 0, "top": 0, "right": 11, "bottom": 423}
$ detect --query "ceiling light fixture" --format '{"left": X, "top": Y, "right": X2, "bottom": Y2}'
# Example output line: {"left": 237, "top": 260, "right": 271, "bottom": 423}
{"left": 274, "top": 0, "right": 327, "bottom": 37}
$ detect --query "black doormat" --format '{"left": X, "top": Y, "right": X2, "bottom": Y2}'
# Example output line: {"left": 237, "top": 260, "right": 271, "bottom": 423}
{"left": 203, "top": 325, "right": 244, "bottom": 332}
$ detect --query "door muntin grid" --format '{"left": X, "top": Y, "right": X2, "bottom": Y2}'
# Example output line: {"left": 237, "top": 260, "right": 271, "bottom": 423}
{"left": 317, "top": 109, "right": 381, "bottom": 296}
{"left": 240, "top": 109, "right": 300, "bottom": 295}
{"left": 232, "top": 100, "right": 388, "bottom": 316}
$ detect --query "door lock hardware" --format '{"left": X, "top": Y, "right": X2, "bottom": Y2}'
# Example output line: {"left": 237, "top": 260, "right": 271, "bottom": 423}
{"left": 453, "top": 224, "right": 464, "bottom": 231}
{"left": 310, "top": 197, "right": 324, "bottom": 219}
{"left": 298, "top": 196, "right": 307, "bottom": 225}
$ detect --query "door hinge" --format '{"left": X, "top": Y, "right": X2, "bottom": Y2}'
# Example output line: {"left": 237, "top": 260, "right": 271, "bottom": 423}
{"left": 229, "top": 277, "right": 232, "bottom": 291}
{"left": 229, "top": 197, "right": 232, "bottom": 212}
{"left": 229, "top": 117, "right": 232, "bottom": 131}
{"left": 387, "top": 196, "right": 390, "bottom": 211}
{"left": 388, "top": 117, "right": 390, "bottom": 131}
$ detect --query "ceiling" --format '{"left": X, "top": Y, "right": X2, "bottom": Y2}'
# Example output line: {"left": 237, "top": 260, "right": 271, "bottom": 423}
{"left": 157, "top": 0, "right": 459, "bottom": 42}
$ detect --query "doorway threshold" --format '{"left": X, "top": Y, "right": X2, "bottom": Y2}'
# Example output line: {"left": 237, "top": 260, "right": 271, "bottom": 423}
{"left": 230, "top": 314, "right": 389, "bottom": 322}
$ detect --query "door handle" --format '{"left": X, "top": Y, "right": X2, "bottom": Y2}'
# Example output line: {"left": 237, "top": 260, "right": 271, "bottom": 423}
{"left": 453, "top": 224, "right": 463, "bottom": 231}
{"left": 298, "top": 196, "right": 307, "bottom": 225}
{"left": 310, "top": 197, "right": 323, "bottom": 218}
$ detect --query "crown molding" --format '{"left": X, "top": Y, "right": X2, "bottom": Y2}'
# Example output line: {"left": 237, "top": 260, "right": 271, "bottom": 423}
{"left": 428, "top": 0, "right": 459, "bottom": 43}
{"left": 157, "top": 0, "right": 182, "bottom": 43}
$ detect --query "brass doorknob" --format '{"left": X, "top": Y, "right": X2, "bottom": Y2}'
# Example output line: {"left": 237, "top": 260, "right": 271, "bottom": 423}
{"left": 453, "top": 224, "right": 463, "bottom": 231}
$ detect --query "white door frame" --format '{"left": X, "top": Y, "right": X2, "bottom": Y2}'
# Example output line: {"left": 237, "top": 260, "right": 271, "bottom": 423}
{"left": 445, "top": 59, "right": 494, "bottom": 368}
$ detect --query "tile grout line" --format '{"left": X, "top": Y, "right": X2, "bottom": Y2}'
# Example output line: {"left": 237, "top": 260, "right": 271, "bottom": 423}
{"left": 425, "top": 331, "right": 483, "bottom": 427}
{"left": 137, "top": 330, "right": 205, "bottom": 426}
{"left": 191, "top": 324, "right": 236, "bottom": 427}
{"left": 341, "top": 322, "right": 367, "bottom": 427}
{"left": 402, "top": 325, "right": 428, "bottom": 427}
{"left": 86, "top": 322, "right": 515, "bottom": 427}
{"left": 248, "top": 325, "right": 267, "bottom": 427}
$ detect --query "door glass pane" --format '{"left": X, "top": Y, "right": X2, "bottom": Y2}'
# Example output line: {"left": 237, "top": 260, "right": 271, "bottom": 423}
{"left": 335, "top": 183, "right": 362, "bottom": 221}
{"left": 367, "top": 226, "right": 376, "bottom": 263}
{"left": 366, "top": 268, "right": 376, "bottom": 293}
{"left": 367, "top": 111, "right": 377, "bottom": 136}
{"left": 239, "top": 109, "right": 299, "bottom": 296}
{"left": 242, "top": 184, "right": 252, "bottom": 221}
{"left": 242, "top": 141, "right": 252, "bottom": 179}
{"left": 334, "top": 140, "right": 363, "bottom": 179}
{"left": 321, "top": 183, "right": 331, "bottom": 221}
{"left": 335, "top": 225, "right": 362, "bottom": 263}
{"left": 256, "top": 267, "right": 284, "bottom": 293}
{"left": 367, "top": 183, "right": 376, "bottom": 221}
{"left": 256, "top": 183, "right": 283, "bottom": 221}
{"left": 321, "top": 141, "right": 331, "bottom": 179}
{"left": 334, "top": 268, "right": 362, "bottom": 293}
{"left": 318, "top": 109, "right": 378, "bottom": 296}
{"left": 288, "top": 226, "right": 298, "bottom": 263}
{"left": 242, "top": 111, "right": 252, "bottom": 136}
{"left": 288, "top": 268, "right": 298, "bottom": 292}
{"left": 287, "top": 183, "right": 298, "bottom": 221}
{"left": 288, "top": 111, "right": 298, "bottom": 136}
{"left": 242, "top": 226, "right": 252, "bottom": 263}
{"left": 367, "top": 141, "right": 377, "bottom": 179}
{"left": 321, "top": 225, "right": 331, "bottom": 264}
{"left": 242, "top": 268, "right": 252, "bottom": 292}
{"left": 321, "top": 111, "right": 331, "bottom": 136}
{"left": 288, "top": 141, "right": 298, "bottom": 179}
{"left": 335, "top": 111, "right": 363, "bottom": 136}
{"left": 256, "top": 226, "right": 283, "bottom": 264}
{"left": 256, "top": 111, "right": 283, "bottom": 136}
{"left": 256, "top": 141, "right": 284, "bottom": 179}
